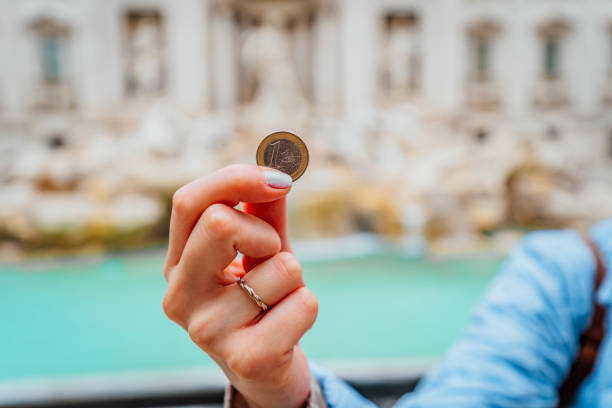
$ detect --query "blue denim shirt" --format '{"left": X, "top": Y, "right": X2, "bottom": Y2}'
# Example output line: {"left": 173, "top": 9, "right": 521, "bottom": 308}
{"left": 311, "top": 219, "right": 612, "bottom": 407}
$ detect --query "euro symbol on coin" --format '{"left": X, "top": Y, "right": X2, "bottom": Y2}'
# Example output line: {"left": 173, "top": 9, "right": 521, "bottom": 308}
{"left": 256, "top": 131, "right": 309, "bottom": 181}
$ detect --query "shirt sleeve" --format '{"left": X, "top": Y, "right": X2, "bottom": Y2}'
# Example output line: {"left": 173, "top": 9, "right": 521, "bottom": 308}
{"left": 395, "top": 230, "right": 596, "bottom": 408}
{"left": 309, "top": 362, "right": 378, "bottom": 408}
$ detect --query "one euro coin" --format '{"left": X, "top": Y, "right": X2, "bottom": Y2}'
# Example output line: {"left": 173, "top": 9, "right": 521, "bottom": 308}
{"left": 256, "top": 131, "right": 309, "bottom": 181}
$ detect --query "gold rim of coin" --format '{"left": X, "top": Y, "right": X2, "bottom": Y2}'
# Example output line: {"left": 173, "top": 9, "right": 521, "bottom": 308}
{"left": 256, "top": 131, "right": 309, "bottom": 181}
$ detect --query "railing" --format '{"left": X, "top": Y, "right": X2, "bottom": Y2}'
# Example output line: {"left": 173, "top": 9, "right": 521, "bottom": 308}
{"left": 2, "top": 378, "right": 420, "bottom": 408}
{"left": 0, "top": 362, "right": 430, "bottom": 408}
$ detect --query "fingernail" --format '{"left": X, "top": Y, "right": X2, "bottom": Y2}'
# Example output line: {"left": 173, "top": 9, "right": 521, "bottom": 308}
{"left": 264, "top": 170, "right": 292, "bottom": 188}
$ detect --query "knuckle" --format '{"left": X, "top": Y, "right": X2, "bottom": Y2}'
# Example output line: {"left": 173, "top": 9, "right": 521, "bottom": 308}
{"left": 162, "top": 263, "right": 178, "bottom": 283}
{"left": 267, "top": 231, "right": 282, "bottom": 254}
{"left": 188, "top": 315, "right": 216, "bottom": 350}
{"left": 172, "top": 186, "right": 192, "bottom": 215}
{"left": 296, "top": 287, "right": 319, "bottom": 321}
{"left": 227, "top": 348, "right": 262, "bottom": 380}
{"left": 162, "top": 265, "right": 172, "bottom": 282}
{"left": 162, "top": 291, "right": 181, "bottom": 323}
{"left": 202, "top": 204, "right": 235, "bottom": 238}
{"left": 274, "top": 252, "right": 302, "bottom": 284}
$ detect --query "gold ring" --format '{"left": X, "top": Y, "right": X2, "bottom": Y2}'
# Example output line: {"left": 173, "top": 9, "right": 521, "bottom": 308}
{"left": 237, "top": 277, "right": 268, "bottom": 312}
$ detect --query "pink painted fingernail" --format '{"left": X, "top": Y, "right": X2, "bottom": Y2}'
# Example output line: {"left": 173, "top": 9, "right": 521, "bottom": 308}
{"left": 264, "top": 170, "right": 292, "bottom": 188}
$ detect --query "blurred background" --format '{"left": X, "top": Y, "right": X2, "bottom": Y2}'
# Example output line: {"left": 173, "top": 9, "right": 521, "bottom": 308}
{"left": 1, "top": 0, "right": 611, "bottom": 406}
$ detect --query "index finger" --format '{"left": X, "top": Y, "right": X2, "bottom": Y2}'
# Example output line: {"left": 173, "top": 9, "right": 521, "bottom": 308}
{"left": 165, "top": 164, "right": 292, "bottom": 268}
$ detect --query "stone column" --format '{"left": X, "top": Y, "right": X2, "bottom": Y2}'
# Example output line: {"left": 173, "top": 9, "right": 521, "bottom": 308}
{"left": 0, "top": 0, "right": 22, "bottom": 117}
{"left": 95, "top": 0, "right": 123, "bottom": 113}
{"left": 569, "top": 0, "right": 597, "bottom": 116}
{"left": 293, "top": 16, "right": 312, "bottom": 99}
{"left": 313, "top": 2, "right": 340, "bottom": 110}
{"left": 74, "top": 2, "right": 98, "bottom": 116}
{"left": 425, "top": 0, "right": 464, "bottom": 112}
{"left": 0, "top": 0, "right": 36, "bottom": 118}
{"left": 166, "top": 0, "right": 208, "bottom": 111}
{"left": 210, "top": 2, "right": 238, "bottom": 111}
{"left": 505, "top": 0, "right": 532, "bottom": 119}
{"left": 339, "top": 0, "right": 376, "bottom": 118}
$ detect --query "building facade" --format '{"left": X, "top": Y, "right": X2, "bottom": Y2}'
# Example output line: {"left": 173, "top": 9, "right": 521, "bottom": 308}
{"left": 1, "top": 0, "right": 611, "bottom": 126}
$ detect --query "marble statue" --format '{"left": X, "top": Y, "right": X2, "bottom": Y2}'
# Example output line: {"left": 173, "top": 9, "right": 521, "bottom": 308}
{"left": 240, "top": 8, "right": 308, "bottom": 130}
{"left": 386, "top": 21, "right": 419, "bottom": 98}
{"left": 127, "top": 16, "right": 163, "bottom": 95}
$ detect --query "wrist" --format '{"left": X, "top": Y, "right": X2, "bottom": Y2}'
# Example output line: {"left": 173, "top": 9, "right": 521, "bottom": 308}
{"left": 243, "top": 352, "right": 311, "bottom": 408}
{"left": 227, "top": 372, "right": 328, "bottom": 408}
{"left": 228, "top": 348, "right": 312, "bottom": 408}
{"left": 234, "top": 380, "right": 310, "bottom": 408}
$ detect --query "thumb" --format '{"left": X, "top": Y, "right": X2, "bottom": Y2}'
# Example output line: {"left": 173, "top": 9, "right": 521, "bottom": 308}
{"left": 242, "top": 196, "right": 291, "bottom": 272}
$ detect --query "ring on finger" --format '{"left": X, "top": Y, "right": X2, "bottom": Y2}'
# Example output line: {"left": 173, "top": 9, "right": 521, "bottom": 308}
{"left": 237, "top": 277, "right": 269, "bottom": 312}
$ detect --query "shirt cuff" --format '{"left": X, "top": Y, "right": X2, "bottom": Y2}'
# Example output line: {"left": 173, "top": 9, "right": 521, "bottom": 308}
{"left": 223, "top": 374, "right": 328, "bottom": 408}
{"left": 309, "top": 362, "right": 378, "bottom": 408}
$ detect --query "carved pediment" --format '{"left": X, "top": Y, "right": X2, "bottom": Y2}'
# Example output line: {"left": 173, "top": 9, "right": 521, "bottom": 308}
{"left": 30, "top": 18, "right": 70, "bottom": 36}
{"left": 467, "top": 19, "right": 501, "bottom": 38}
{"left": 216, "top": 0, "right": 317, "bottom": 21}
{"left": 537, "top": 19, "right": 571, "bottom": 38}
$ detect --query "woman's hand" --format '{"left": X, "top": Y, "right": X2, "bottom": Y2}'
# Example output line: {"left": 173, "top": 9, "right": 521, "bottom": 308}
{"left": 162, "top": 164, "right": 318, "bottom": 408}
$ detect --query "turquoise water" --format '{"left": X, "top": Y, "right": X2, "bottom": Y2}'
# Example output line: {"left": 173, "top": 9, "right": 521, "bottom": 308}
{"left": 0, "top": 251, "right": 502, "bottom": 381}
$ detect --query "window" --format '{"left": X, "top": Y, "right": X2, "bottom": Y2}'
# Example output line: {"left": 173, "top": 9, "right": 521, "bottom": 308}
{"left": 533, "top": 20, "right": 571, "bottom": 108}
{"left": 543, "top": 37, "right": 560, "bottom": 80}
{"left": 41, "top": 35, "right": 62, "bottom": 84}
{"left": 31, "top": 19, "right": 69, "bottom": 86}
{"left": 465, "top": 20, "right": 501, "bottom": 109}
{"left": 124, "top": 10, "right": 164, "bottom": 96}
{"left": 477, "top": 39, "right": 489, "bottom": 76}
{"left": 467, "top": 21, "right": 500, "bottom": 83}
{"left": 537, "top": 20, "right": 570, "bottom": 81}
{"left": 474, "top": 37, "right": 490, "bottom": 80}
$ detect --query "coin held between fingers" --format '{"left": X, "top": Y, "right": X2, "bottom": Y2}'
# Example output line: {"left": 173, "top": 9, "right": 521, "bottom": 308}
{"left": 256, "top": 131, "right": 309, "bottom": 181}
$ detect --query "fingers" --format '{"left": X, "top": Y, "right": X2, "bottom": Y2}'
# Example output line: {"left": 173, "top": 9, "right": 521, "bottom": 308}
{"left": 182, "top": 252, "right": 306, "bottom": 352}
{"left": 177, "top": 203, "right": 282, "bottom": 288}
{"left": 221, "top": 287, "right": 318, "bottom": 378}
{"left": 255, "top": 287, "right": 319, "bottom": 353}
{"left": 243, "top": 197, "right": 291, "bottom": 272}
{"left": 228, "top": 252, "right": 305, "bottom": 326}
{"left": 165, "top": 164, "right": 292, "bottom": 269}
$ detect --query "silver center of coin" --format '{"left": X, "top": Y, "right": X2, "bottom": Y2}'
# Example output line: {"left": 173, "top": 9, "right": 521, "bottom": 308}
{"left": 263, "top": 139, "right": 302, "bottom": 175}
